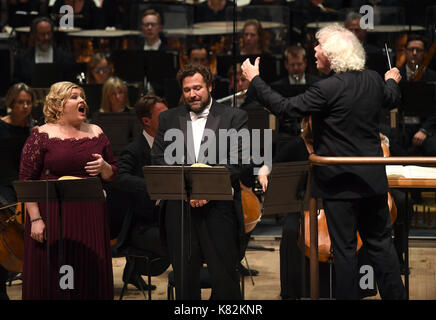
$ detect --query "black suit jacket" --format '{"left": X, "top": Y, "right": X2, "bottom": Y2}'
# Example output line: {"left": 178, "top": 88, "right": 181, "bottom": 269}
{"left": 13, "top": 47, "right": 75, "bottom": 85}
{"left": 271, "top": 73, "right": 322, "bottom": 97}
{"left": 114, "top": 133, "right": 157, "bottom": 225}
{"left": 248, "top": 69, "right": 401, "bottom": 199}
{"left": 151, "top": 101, "right": 249, "bottom": 259}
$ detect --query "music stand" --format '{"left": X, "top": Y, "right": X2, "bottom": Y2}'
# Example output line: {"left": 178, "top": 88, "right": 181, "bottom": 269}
{"left": 399, "top": 82, "right": 436, "bottom": 118}
{"left": 90, "top": 112, "right": 137, "bottom": 157}
{"left": 262, "top": 161, "right": 310, "bottom": 297}
{"left": 31, "top": 63, "right": 62, "bottom": 87}
{"left": 142, "top": 165, "right": 233, "bottom": 299}
{"left": 13, "top": 177, "right": 105, "bottom": 299}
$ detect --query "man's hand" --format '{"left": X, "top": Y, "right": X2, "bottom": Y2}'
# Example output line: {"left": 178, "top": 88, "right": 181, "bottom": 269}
{"left": 190, "top": 199, "right": 209, "bottom": 208}
{"left": 241, "top": 57, "right": 260, "bottom": 82}
{"left": 412, "top": 130, "right": 427, "bottom": 146}
{"left": 385, "top": 67, "right": 402, "bottom": 83}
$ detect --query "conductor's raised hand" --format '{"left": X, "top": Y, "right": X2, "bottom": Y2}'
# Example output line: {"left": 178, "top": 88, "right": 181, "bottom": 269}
{"left": 241, "top": 57, "right": 260, "bottom": 82}
{"left": 385, "top": 67, "right": 401, "bottom": 83}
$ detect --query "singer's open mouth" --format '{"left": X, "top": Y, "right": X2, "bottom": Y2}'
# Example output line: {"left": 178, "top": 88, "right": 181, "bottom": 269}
{"left": 78, "top": 106, "right": 86, "bottom": 113}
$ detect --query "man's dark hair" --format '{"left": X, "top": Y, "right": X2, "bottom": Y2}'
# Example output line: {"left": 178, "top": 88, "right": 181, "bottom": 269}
{"left": 176, "top": 63, "right": 213, "bottom": 89}
{"left": 30, "top": 16, "right": 54, "bottom": 35}
{"left": 134, "top": 94, "right": 167, "bottom": 119}
{"left": 406, "top": 34, "right": 428, "bottom": 50}
{"left": 187, "top": 43, "right": 209, "bottom": 58}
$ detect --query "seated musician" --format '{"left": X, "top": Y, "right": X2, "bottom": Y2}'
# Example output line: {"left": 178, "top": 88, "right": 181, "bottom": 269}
{"left": 86, "top": 52, "right": 114, "bottom": 85}
{"left": 194, "top": 0, "right": 230, "bottom": 23}
{"left": 108, "top": 95, "right": 169, "bottom": 291}
{"left": 271, "top": 45, "right": 321, "bottom": 137}
{"left": 137, "top": 8, "right": 169, "bottom": 52}
{"left": 0, "top": 82, "right": 36, "bottom": 300}
{"left": 240, "top": 19, "right": 269, "bottom": 56}
{"left": 98, "top": 76, "right": 131, "bottom": 114}
{"left": 399, "top": 34, "right": 436, "bottom": 156}
{"left": 12, "top": 16, "right": 74, "bottom": 85}
{"left": 186, "top": 43, "right": 228, "bottom": 100}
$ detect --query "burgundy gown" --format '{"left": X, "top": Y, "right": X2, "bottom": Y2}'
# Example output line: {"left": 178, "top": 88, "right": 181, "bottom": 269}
{"left": 19, "top": 129, "right": 118, "bottom": 300}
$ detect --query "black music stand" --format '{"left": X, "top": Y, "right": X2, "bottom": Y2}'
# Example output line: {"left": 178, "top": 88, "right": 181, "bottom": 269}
{"left": 12, "top": 177, "right": 105, "bottom": 299}
{"left": 142, "top": 165, "right": 233, "bottom": 299}
{"left": 91, "top": 112, "right": 140, "bottom": 157}
{"left": 262, "top": 161, "right": 310, "bottom": 297}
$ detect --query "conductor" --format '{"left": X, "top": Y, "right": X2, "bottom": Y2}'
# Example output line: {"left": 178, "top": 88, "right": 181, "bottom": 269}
{"left": 241, "top": 24, "right": 406, "bottom": 300}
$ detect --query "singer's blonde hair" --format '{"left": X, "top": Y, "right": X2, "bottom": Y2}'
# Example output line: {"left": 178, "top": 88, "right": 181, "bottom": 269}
{"left": 44, "top": 81, "right": 85, "bottom": 123}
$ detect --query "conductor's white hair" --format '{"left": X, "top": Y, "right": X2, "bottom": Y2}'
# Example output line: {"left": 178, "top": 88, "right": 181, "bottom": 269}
{"left": 316, "top": 24, "right": 365, "bottom": 73}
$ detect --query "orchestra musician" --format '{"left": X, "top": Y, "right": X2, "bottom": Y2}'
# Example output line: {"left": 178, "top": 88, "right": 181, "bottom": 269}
{"left": 242, "top": 24, "right": 406, "bottom": 299}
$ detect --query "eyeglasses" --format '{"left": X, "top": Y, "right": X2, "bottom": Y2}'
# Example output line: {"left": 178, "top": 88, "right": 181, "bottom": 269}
{"left": 16, "top": 100, "right": 32, "bottom": 106}
{"left": 93, "top": 67, "right": 110, "bottom": 73}
{"left": 406, "top": 48, "right": 424, "bottom": 53}
{"left": 142, "top": 23, "right": 159, "bottom": 28}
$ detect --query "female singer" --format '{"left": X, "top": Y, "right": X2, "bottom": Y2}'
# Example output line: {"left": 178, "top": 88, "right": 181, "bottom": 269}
{"left": 19, "top": 81, "right": 118, "bottom": 299}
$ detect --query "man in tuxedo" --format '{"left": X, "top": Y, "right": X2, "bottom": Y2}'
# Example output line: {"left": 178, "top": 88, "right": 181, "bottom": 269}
{"left": 12, "top": 17, "right": 74, "bottom": 85}
{"left": 242, "top": 24, "right": 405, "bottom": 299}
{"left": 138, "top": 8, "right": 168, "bottom": 52}
{"left": 151, "top": 63, "right": 248, "bottom": 300}
{"left": 271, "top": 45, "right": 321, "bottom": 137}
{"left": 112, "top": 94, "right": 169, "bottom": 290}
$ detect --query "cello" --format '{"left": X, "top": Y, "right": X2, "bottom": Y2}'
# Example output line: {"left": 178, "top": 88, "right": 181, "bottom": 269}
{"left": 0, "top": 203, "right": 25, "bottom": 273}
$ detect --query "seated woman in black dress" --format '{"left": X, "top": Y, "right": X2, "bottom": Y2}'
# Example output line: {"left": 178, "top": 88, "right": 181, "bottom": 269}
{"left": 0, "top": 82, "right": 36, "bottom": 300}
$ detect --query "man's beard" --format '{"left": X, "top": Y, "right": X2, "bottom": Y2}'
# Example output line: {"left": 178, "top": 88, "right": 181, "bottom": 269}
{"left": 37, "top": 41, "right": 52, "bottom": 52}
{"left": 188, "top": 93, "right": 211, "bottom": 114}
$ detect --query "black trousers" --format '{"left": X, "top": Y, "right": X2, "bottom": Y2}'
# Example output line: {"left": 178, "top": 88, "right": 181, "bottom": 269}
{"left": 165, "top": 200, "right": 241, "bottom": 300}
{"left": 323, "top": 194, "right": 406, "bottom": 300}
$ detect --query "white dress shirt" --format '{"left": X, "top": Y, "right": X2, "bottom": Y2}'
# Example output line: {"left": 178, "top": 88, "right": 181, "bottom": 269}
{"left": 143, "top": 130, "right": 154, "bottom": 149}
{"left": 143, "top": 38, "right": 161, "bottom": 51}
{"left": 288, "top": 73, "right": 306, "bottom": 85}
{"left": 35, "top": 46, "right": 53, "bottom": 63}
{"left": 190, "top": 99, "right": 212, "bottom": 162}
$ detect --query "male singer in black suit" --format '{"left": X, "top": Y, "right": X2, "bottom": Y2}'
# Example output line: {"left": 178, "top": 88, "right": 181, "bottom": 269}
{"left": 242, "top": 24, "right": 405, "bottom": 300}
{"left": 151, "top": 64, "right": 248, "bottom": 300}
{"left": 12, "top": 17, "right": 74, "bottom": 85}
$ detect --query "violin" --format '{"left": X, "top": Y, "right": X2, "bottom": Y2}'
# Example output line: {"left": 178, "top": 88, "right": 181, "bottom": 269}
{"left": 240, "top": 182, "right": 262, "bottom": 234}
{"left": 0, "top": 203, "right": 24, "bottom": 273}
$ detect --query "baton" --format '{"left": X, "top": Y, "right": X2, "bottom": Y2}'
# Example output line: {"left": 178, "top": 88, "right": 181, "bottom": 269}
{"left": 385, "top": 43, "right": 392, "bottom": 69}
